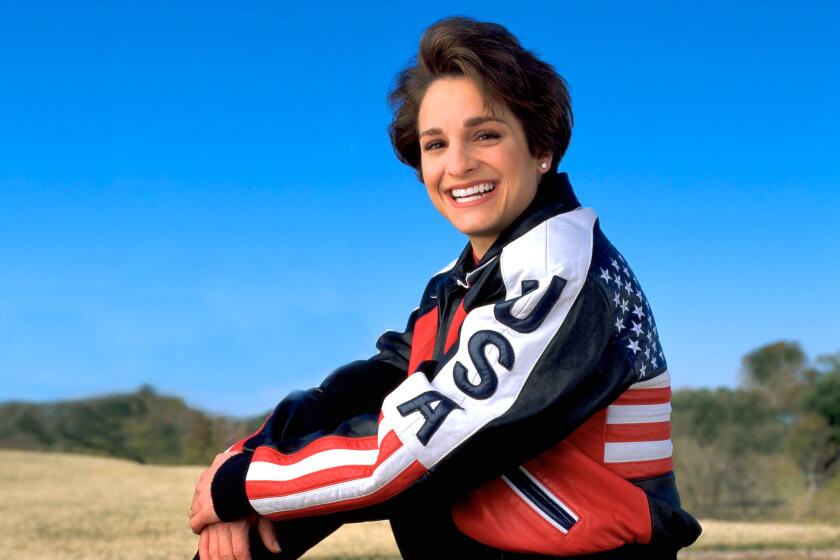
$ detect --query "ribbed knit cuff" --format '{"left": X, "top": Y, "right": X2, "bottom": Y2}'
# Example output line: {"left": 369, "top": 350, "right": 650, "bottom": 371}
{"left": 211, "top": 452, "right": 256, "bottom": 521}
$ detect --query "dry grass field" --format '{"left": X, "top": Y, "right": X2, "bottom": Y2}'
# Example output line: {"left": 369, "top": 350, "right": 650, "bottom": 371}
{"left": 2, "top": 449, "right": 839, "bottom": 559}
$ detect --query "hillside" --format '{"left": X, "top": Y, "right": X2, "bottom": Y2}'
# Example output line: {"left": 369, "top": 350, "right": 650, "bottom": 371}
{"left": 0, "top": 386, "right": 263, "bottom": 465}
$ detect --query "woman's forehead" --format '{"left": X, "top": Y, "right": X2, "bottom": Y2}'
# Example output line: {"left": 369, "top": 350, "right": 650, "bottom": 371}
{"left": 418, "top": 77, "right": 511, "bottom": 131}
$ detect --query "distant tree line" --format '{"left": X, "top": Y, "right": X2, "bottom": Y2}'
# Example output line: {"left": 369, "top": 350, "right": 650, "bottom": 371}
{"left": 0, "top": 384, "right": 264, "bottom": 465}
{"left": 1, "top": 342, "right": 838, "bottom": 521}
{"left": 673, "top": 342, "right": 840, "bottom": 520}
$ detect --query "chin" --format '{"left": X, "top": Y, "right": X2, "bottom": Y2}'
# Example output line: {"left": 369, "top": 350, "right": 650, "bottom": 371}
{"left": 455, "top": 224, "right": 499, "bottom": 240}
{"left": 449, "top": 215, "right": 497, "bottom": 236}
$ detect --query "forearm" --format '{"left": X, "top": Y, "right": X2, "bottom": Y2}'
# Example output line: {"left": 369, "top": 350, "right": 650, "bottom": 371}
{"left": 209, "top": 335, "right": 411, "bottom": 521}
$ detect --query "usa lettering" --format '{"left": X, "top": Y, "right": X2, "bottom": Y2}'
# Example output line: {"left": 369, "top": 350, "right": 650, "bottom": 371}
{"left": 396, "top": 391, "right": 461, "bottom": 445}
{"left": 453, "top": 330, "right": 514, "bottom": 399}
{"left": 398, "top": 276, "right": 566, "bottom": 446}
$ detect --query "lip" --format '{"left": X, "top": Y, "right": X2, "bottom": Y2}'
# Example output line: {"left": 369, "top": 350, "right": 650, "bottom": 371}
{"left": 446, "top": 180, "right": 499, "bottom": 208}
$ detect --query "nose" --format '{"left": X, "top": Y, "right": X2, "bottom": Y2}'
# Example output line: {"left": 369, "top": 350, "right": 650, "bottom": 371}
{"left": 445, "top": 141, "right": 477, "bottom": 177}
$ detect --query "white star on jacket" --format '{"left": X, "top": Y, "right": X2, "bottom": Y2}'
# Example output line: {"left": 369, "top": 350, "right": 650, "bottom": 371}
{"left": 599, "top": 249, "right": 667, "bottom": 381}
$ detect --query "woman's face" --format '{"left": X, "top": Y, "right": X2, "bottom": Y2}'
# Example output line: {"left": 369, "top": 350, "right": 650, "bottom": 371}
{"left": 418, "top": 76, "right": 550, "bottom": 258}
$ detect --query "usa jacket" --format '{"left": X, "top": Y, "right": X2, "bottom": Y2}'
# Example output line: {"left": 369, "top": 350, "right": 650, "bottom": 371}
{"left": 211, "top": 172, "right": 701, "bottom": 558}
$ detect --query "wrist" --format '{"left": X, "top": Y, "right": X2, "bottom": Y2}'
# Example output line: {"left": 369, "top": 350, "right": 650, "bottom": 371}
{"left": 211, "top": 452, "right": 257, "bottom": 521}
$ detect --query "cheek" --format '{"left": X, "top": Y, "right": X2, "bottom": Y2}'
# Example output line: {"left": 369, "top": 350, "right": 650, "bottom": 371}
{"left": 420, "top": 161, "right": 442, "bottom": 197}
{"left": 512, "top": 155, "right": 540, "bottom": 196}
{"left": 419, "top": 156, "right": 435, "bottom": 183}
{"left": 424, "top": 183, "right": 447, "bottom": 215}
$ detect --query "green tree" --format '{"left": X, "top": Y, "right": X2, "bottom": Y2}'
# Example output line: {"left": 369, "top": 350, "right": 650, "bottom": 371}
{"left": 740, "top": 341, "right": 810, "bottom": 413}
{"left": 673, "top": 387, "right": 791, "bottom": 518}
{"left": 672, "top": 387, "right": 785, "bottom": 455}
{"left": 788, "top": 353, "right": 840, "bottom": 514}
{"left": 803, "top": 354, "right": 840, "bottom": 439}
{"left": 786, "top": 412, "right": 839, "bottom": 515}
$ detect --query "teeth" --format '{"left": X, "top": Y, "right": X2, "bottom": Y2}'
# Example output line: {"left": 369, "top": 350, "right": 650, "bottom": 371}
{"left": 451, "top": 182, "right": 496, "bottom": 199}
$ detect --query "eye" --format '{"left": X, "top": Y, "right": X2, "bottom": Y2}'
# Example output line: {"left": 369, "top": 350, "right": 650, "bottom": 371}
{"left": 476, "top": 131, "right": 501, "bottom": 141}
{"left": 423, "top": 140, "right": 446, "bottom": 151}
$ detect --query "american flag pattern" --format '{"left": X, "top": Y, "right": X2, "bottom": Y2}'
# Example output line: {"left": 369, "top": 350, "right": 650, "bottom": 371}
{"left": 597, "top": 249, "right": 667, "bottom": 381}
{"left": 590, "top": 244, "right": 673, "bottom": 478}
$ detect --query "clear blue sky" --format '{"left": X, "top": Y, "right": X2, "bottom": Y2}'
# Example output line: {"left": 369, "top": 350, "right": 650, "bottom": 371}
{"left": 1, "top": 1, "right": 838, "bottom": 416}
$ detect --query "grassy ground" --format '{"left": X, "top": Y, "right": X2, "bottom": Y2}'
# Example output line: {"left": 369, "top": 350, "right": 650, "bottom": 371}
{"left": 2, "top": 449, "right": 838, "bottom": 559}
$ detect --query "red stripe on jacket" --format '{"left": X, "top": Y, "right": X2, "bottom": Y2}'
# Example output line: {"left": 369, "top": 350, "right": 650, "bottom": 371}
{"left": 444, "top": 301, "right": 468, "bottom": 354}
{"left": 406, "top": 309, "right": 438, "bottom": 376}
{"left": 260, "top": 460, "right": 428, "bottom": 521}
{"left": 606, "top": 457, "right": 674, "bottom": 479}
{"left": 247, "top": 431, "right": 404, "bottom": 500}
{"left": 606, "top": 421, "right": 671, "bottom": 442}
{"left": 612, "top": 387, "right": 671, "bottom": 406}
{"left": 250, "top": 434, "right": 379, "bottom": 466}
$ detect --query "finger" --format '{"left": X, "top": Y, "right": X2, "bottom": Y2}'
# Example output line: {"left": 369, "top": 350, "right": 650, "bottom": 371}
{"left": 190, "top": 510, "right": 205, "bottom": 534}
{"left": 257, "top": 517, "right": 281, "bottom": 553}
{"left": 190, "top": 501, "right": 221, "bottom": 534}
{"left": 199, "top": 529, "right": 210, "bottom": 560}
{"left": 230, "top": 521, "right": 252, "bottom": 560}
{"left": 190, "top": 492, "right": 203, "bottom": 530}
{"left": 208, "top": 525, "right": 219, "bottom": 560}
{"left": 194, "top": 473, "right": 207, "bottom": 495}
{"left": 217, "top": 523, "right": 235, "bottom": 560}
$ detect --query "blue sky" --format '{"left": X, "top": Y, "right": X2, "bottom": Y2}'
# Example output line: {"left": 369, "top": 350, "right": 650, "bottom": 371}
{"left": 1, "top": 1, "right": 838, "bottom": 416}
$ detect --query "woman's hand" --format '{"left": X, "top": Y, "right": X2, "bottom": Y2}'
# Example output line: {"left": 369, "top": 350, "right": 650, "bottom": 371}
{"left": 190, "top": 451, "right": 236, "bottom": 534}
{"left": 198, "top": 516, "right": 281, "bottom": 560}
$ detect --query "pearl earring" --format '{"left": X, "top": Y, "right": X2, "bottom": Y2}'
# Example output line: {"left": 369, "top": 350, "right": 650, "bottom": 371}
{"left": 539, "top": 162, "right": 548, "bottom": 169}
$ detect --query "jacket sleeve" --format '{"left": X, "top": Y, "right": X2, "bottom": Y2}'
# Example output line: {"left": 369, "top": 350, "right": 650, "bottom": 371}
{"left": 212, "top": 209, "right": 637, "bottom": 522}
{"left": 210, "top": 311, "right": 417, "bottom": 519}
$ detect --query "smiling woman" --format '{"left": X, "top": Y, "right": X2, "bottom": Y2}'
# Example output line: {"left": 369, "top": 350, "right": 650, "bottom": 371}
{"left": 188, "top": 16, "right": 701, "bottom": 560}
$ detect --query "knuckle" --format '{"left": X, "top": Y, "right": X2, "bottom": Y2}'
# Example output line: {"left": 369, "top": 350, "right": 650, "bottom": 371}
{"left": 232, "top": 543, "right": 250, "bottom": 560}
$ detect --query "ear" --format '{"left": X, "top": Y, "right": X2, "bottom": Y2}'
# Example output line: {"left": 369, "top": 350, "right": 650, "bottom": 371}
{"left": 537, "top": 152, "right": 554, "bottom": 174}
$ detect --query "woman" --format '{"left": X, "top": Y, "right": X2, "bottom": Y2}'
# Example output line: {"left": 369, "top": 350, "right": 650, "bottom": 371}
{"left": 189, "top": 17, "right": 701, "bottom": 559}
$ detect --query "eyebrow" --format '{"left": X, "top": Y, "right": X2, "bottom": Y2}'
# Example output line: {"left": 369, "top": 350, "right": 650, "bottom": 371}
{"left": 419, "top": 116, "right": 508, "bottom": 138}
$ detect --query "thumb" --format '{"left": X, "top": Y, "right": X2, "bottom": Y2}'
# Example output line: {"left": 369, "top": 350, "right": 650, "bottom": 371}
{"left": 257, "top": 517, "right": 281, "bottom": 554}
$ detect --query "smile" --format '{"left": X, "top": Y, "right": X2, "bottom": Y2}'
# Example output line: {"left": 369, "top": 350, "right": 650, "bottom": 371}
{"left": 450, "top": 182, "right": 497, "bottom": 203}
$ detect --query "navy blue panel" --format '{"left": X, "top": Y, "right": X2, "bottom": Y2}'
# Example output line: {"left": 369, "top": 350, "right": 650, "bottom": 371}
{"left": 504, "top": 468, "right": 577, "bottom": 531}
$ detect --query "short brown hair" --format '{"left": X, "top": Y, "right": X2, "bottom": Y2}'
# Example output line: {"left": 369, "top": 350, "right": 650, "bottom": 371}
{"left": 388, "top": 17, "right": 573, "bottom": 178}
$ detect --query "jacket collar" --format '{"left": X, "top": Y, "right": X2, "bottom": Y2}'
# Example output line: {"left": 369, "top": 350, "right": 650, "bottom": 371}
{"left": 447, "top": 172, "right": 581, "bottom": 287}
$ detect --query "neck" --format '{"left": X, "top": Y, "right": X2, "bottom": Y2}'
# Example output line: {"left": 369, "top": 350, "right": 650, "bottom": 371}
{"left": 469, "top": 236, "right": 495, "bottom": 262}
